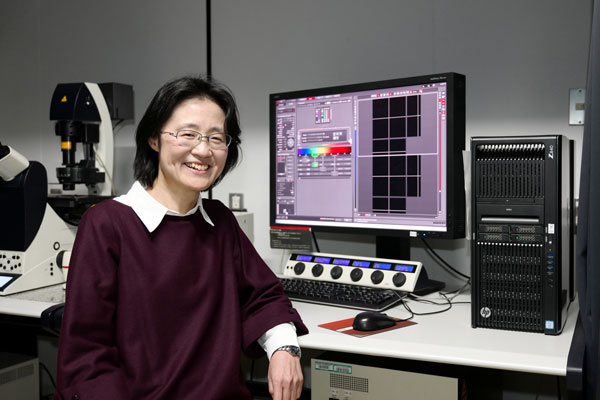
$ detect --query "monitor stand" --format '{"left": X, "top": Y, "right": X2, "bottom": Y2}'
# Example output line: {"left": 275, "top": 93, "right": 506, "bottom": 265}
{"left": 375, "top": 235, "right": 445, "bottom": 296}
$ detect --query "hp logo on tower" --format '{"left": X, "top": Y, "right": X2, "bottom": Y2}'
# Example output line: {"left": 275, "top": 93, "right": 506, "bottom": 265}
{"left": 480, "top": 307, "right": 492, "bottom": 319}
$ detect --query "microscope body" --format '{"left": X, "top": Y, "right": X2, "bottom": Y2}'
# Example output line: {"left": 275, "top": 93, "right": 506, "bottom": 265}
{"left": 0, "top": 156, "right": 75, "bottom": 295}
{"left": 50, "top": 82, "right": 132, "bottom": 196}
{"left": 48, "top": 82, "right": 133, "bottom": 223}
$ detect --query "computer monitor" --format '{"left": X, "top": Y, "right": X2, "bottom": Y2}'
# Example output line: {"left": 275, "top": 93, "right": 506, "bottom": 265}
{"left": 270, "top": 72, "right": 466, "bottom": 260}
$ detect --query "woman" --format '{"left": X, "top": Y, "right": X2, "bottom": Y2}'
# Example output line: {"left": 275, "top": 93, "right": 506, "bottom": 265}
{"left": 55, "top": 76, "right": 308, "bottom": 400}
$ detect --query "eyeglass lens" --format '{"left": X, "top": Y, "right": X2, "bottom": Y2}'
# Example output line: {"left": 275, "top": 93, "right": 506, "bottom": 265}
{"left": 175, "top": 130, "right": 230, "bottom": 149}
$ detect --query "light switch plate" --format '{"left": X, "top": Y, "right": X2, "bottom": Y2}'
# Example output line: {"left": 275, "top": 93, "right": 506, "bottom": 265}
{"left": 569, "top": 88, "right": 585, "bottom": 125}
{"left": 229, "top": 193, "right": 245, "bottom": 210}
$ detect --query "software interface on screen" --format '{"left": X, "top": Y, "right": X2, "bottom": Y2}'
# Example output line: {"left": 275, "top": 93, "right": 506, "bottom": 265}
{"left": 274, "top": 81, "right": 450, "bottom": 233}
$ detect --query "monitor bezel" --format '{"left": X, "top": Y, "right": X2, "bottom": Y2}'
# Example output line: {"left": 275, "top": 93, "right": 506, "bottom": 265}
{"left": 269, "top": 72, "right": 466, "bottom": 239}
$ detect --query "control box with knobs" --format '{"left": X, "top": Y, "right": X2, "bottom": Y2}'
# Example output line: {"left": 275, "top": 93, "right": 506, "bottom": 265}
{"left": 283, "top": 252, "right": 424, "bottom": 293}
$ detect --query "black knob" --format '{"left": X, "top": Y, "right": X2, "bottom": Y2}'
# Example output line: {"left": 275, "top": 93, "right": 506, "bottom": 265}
{"left": 371, "top": 270, "right": 384, "bottom": 284}
{"left": 392, "top": 272, "right": 406, "bottom": 287}
{"left": 350, "top": 268, "right": 363, "bottom": 282}
{"left": 330, "top": 266, "right": 343, "bottom": 279}
{"left": 293, "top": 262, "right": 306, "bottom": 275}
{"left": 312, "top": 264, "right": 324, "bottom": 277}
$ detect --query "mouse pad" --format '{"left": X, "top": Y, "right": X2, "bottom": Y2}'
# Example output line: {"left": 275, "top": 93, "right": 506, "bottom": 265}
{"left": 319, "top": 317, "right": 417, "bottom": 338}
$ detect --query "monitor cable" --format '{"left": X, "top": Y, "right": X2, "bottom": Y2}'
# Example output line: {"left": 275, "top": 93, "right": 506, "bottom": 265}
{"left": 441, "top": 279, "right": 471, "bottom": 299}
{"left": 311, "top": 230, "right": 321, "bottom": 252}
{"left": 420, "top": 237, "right": 470, "bottom": 282}
{"left": 397, "top": 280, "right": 471, "bottom": 319}
{"left": 402, "top": 292, "right": 453, "bottom": 317}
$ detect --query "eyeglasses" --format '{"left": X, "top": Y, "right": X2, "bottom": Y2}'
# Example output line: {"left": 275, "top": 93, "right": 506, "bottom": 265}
{"left": 161, "top": 130, "right": 232, "bottom": 150}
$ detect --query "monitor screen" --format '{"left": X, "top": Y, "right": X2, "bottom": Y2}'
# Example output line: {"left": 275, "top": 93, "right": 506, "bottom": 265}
{"left": 270, "top": 72, "right": 465, "bottom": 239}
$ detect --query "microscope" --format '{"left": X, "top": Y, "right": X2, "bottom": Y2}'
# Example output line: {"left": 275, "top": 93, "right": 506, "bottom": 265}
{"left": 48, "top": 82, "right": 133, "bottom": 223}
{"left": 0, "top": 82, "right": 132, "bottom": 295}
{"left": 0, "top": 143, "right": 75, "bottom": 295}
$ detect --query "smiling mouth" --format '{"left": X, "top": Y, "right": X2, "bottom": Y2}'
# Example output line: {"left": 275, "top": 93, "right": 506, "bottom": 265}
{"left": 185, "top": 162, "right": 209, "bottom": 171}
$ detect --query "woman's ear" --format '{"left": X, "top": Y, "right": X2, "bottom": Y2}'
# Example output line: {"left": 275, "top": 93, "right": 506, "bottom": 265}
{"left": 148, "top": 136, "right": 159, "bottom": 152}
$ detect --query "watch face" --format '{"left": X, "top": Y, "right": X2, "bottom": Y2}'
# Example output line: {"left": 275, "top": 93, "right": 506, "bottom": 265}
{"left": 278, "top": 345, "right": 301, "bottom": 358}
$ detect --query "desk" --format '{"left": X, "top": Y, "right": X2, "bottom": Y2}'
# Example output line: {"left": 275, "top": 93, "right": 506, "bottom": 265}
{"left": 0, "top": 285, "right": 64, "bottom": 318}
{"left": 0, "top": 287, "right": 578, "bottom": 376}
{"left": 294, "top": 292, "right": 579, "bottom": 377}
{"left": 0, "top": 286, "right": 583, "bottom": 398}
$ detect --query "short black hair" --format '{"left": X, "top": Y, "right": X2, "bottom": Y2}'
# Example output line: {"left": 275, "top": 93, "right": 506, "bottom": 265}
{"left": 134, "top": 75, "right": 242, "bottom": 190}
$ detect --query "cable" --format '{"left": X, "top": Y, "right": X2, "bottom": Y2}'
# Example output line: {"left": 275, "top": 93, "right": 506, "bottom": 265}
{"left": 206, "top": 0, "right": 212, "bottom": 78}
{"left": 420, "top": 237, "right": 471, "bottom": 281}
{"left": 93, "top": 144, "right": 116, "bottom": 196}
{"left": 280, "top": 249, "right": 288, "bottom": 273}
{"left": 391, "top": 291, "right": 415, "bottom": 321}
{"left": 39, "top": 361, "right": 57, "bottom": 389}
{"left": 39, "top": 361, "right": 57, "bottom": 400}
{"left": 112, "top": 119, "right": 125, "bottom": 132}
{"left": 400, "top": 284, "right": 471, "bottom": 318}
{"left": 402, "top": 294, "right": 453, "bottom": 316}
{"left": 311, "top": 229, "right": 321, "bottom": 252}
{"left": 402, "top": 292, "right": 453, "bottom": 316}
{"left": 441, "top": 279, "right": 471, "bottom": 301}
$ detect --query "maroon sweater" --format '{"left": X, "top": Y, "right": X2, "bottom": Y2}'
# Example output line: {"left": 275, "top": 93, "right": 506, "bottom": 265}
{"left": 55, "top": 199, "right": 307, "bottom": 400}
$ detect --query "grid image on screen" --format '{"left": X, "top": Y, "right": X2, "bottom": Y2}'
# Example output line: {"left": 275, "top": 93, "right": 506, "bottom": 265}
{"left": 370, "top": 95, "right": 422, "bottom": 214}
{"left": 355, "top": 88, "right": 443, "bottom": 226}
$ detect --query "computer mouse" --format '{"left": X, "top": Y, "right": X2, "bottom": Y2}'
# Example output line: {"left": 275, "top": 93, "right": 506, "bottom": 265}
{"left": 352, "top": 311, "right": 397, "bottom": 331}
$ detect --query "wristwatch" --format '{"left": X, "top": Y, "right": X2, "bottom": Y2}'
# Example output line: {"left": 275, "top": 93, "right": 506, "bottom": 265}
{"left": 275, "top": 345, "right": 301, "bottom": 359}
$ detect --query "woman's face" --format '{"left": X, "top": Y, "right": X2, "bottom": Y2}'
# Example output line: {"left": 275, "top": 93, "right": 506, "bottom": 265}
{"left": 149, "top": 97, "right": 228, "bottom": 197}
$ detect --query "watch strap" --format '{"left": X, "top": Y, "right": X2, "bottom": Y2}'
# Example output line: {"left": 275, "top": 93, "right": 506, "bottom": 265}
{"left": 274, "top": 345, "right": 301, "bottom": 358}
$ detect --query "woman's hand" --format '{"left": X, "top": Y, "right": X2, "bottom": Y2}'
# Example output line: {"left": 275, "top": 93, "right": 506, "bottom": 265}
{"left": 268, "top": 350, "right": 303, "bottom": 400}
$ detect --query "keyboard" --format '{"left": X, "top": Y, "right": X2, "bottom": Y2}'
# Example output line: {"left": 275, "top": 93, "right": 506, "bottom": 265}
{"left": 280, "top": 277, "right": 405, "bottom": 311}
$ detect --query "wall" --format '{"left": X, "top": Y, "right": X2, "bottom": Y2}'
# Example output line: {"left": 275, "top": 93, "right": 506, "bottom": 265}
{"left": 0, "top": 1, "right": 592, "bottom": 398}
{"left": 0, "top": 0, "right": 209, "bottom": 194}
{"left": 0, "top": 1, "right": 209, "bottom": 395}
{"left": 1, "top": 1, "right": 591, "bottom": 287}
{"left": 209, "top": 0, "right": 592, "bottom": 288}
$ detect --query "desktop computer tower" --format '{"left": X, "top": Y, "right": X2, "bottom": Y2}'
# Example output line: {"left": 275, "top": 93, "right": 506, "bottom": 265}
{"left": 471, "top": 135, "right": 573, "bottom": 335}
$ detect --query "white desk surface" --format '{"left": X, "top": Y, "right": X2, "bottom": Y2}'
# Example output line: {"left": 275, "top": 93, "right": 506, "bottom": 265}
{"left": 0, "top": 285, "right": 578, "bottom": 377}
{"left": 0, "top": 284, "right": 65, "bottom": 318}
{"left": 294, "top": 292, "right": 578, "bottom": 377}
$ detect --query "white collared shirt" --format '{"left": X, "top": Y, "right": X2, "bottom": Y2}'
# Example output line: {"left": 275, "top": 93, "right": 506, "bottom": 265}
{"left": 114, "top": 181, "right": 214, "bottom": 232}
{"left": 114, "top": 181, "right": 298, "bottom": 360}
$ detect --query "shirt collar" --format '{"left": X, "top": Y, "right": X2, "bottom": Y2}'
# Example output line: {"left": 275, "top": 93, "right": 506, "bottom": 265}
{"left": 114, "top": 181, "right": 214, "bottom": 232}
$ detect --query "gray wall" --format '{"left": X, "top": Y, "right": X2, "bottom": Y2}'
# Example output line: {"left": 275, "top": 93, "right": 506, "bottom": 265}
{"left": 0, "top": 1, "right": 592, "bottom": 398}
{"left": 0, "top": 0, "right": 208, "bottom": 194}
{"left": 0, "top": 1, "right": 210, "bottom": 395}
{"left": 209, "top": 0, "right": 591, "bottom": 288}
{"left": 0, "top": 1, "right": 592, "bottom": 286}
